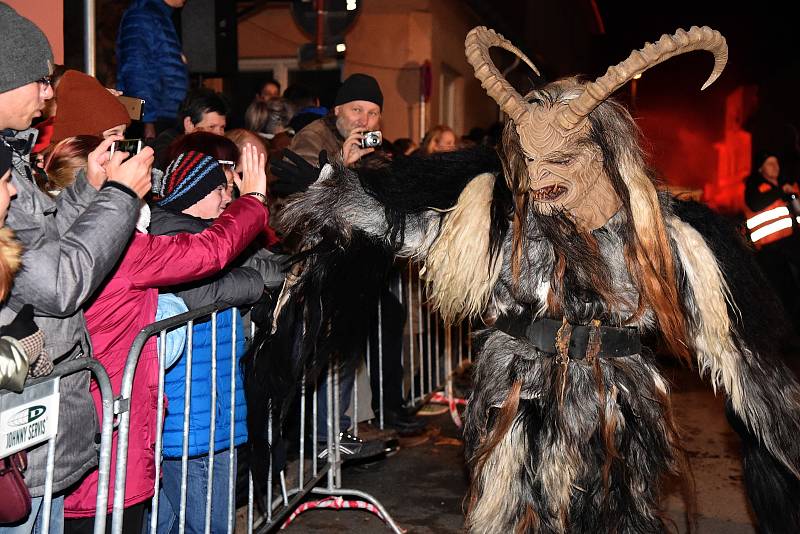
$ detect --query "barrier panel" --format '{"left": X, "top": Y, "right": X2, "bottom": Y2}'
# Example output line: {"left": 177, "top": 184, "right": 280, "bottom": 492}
{"left": 0, "top": 357, "right": 116, "bottom": 534}
{"left": 400, "top": 262, "right": 473, "bottom": 429}
{"left": 110, "top": 304, "right": 402, "bottom": 534}
{"left": 3, "top": 265, "right": 471, "bottom": 534}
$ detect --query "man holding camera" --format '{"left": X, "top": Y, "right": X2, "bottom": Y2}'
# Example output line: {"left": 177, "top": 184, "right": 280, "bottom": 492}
{"left": 280, "top": 74, "right": 426, "bottom": 460}
{"left": 288, "top": 73, "right": 383, "bottom": 168}
{"left": 0, "top": 5, "right": 153, "bottom": 531}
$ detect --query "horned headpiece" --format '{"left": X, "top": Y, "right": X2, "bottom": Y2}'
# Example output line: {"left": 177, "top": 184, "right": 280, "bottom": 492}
{"left": 466, "top": 24, "right": 726, "bottom": 137}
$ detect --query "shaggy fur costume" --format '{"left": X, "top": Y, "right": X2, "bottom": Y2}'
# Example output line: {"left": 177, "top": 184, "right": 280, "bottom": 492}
{"left": 268, "top": 138, "right": 800, "bottom": 533}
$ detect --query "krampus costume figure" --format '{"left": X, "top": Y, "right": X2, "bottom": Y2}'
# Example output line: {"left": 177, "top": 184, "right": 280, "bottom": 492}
{"left": 262, "top": 26, "right": 800, "bottom": 533}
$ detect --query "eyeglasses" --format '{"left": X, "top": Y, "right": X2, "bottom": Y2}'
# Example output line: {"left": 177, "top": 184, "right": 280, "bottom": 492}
{"left": 36, "top": 75, "right": 53, "bottom": 87}
{"left": 218, "top": 160, "right": 236, "bottom": 173}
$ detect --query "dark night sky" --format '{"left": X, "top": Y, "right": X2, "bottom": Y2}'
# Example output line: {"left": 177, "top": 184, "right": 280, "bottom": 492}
{"left": 486, "top": 0, "right": 800, "bottom": 182}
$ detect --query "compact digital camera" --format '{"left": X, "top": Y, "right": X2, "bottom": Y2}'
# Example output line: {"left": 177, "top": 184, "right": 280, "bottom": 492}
{"left": 360, "top": 131, "right": 382, "bottom": 149}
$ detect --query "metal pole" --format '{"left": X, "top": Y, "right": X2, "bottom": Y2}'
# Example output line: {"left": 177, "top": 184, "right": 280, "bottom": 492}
{"left": 416, "top": 274, "right": 424, "bottom": 403}
{"left": 150, "top": 331, "right": 168, "bottom": 534}
{"left": 407, "top": 264, "right": 415, "bottom": 407}
{"left": 84, "top": 0, "right": 96, "bottom": 76}
{"left": 312, "top": 380, "right": 318, "bottom": 477}
{"left": 333, "top": 361, "right": 342, "bottom": 487}
{"left": 377, "top": 300, "right": 384, "bottom": 430}
{"left": 433, "top": 310, "right": 440, "bottom": 389}
{"left": 426, "top": 295, "right": 432, "bottom": 395}
{"left": 352, "top": 355, "right": 358, "bottom": 438}
{"left": 178, "top": 322, "right": 194, "bottom": 534}
{"left": 41, "top": 437, "right": 56, "bottom": 534}
{"left": 227, "top": 312, "right": 237, "bottom": 534}
{"left": 299, "top": 379, "right": 306, "bottom": 489}
{"left": 206, "top": 313, "right": 218, "bottom": 534}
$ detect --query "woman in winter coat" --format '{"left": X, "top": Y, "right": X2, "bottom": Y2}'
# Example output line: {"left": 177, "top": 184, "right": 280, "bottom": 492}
{"left": 47, "top": 138, "right": 269, "bottom": 533}
{"left": 0, "top": 142, "right": 47, "bottom": 394}
{"left": 148, "top": 133, "right": 285, "bottom": 534}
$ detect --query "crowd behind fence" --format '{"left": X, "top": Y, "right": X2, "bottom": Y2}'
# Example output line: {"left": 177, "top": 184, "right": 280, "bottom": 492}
{"left": 0, "top": 261, "right": 474, "bottom": 533}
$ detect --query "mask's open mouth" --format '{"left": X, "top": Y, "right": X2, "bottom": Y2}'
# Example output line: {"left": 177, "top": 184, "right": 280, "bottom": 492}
{"left": 531, "top": 184, "right": 567, "bottom": 202}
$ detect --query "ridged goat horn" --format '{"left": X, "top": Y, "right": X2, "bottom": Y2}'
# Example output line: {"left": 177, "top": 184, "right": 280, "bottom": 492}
{"left": 465, "top": 26, "right": 540, "bottom": 125}
{"left": 557, "top": 26, "right": 727, "bottom": 130}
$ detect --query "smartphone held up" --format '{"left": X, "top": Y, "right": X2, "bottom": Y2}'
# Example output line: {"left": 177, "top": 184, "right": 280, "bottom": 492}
{"left": 109, "top": 139, "right": 143, "bottom": 162}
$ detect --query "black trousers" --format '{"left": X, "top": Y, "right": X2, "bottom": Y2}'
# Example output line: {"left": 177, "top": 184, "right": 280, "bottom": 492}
{"left": 63, "top": 501, "right": 147, "bottom": 534}
{"left": 367, "top": 287, "right": 406, "bottom": 414}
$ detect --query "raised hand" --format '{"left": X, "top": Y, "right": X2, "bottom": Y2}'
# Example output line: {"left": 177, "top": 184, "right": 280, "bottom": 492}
{"left": 86, "top": 136, "right": 123, "bottom": 190}
{"left": 106, "top": 146, "right": 155, "bottom": 199}
{"left": 341, "top": 128, "right": 374, "bottom": 166}
{"left": 239, "top": 143, "right": 268, "bottom": 199}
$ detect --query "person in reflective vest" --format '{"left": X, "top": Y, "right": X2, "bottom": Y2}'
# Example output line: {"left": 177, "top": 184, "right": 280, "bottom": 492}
{"left": 744, "top": 152, "right": 799, "bottom": 246}
{"left": 744, "top": 151, "right": 800, "bottom": 329}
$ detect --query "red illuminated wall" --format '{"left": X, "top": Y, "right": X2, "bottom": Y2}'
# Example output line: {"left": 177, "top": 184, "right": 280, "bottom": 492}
{"left": 637, "top": 85, "right": 755, "bottom": 215}
{"left": 705, "top": 87, "right": 755, "bottom": 213}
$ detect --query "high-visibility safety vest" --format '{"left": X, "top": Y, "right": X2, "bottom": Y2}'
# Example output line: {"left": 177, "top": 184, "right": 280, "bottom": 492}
{"left": 744, "top": 198, "right": 795, "bottom": 247}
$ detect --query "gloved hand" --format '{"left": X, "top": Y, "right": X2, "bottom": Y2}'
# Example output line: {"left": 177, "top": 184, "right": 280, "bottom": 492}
{"left": 269, "top": 149, "right": 327, "bottom": 196}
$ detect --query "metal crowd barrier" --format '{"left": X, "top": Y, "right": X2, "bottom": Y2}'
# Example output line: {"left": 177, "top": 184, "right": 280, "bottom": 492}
{"left": 110, "top": 304, "right": 402, "bottom": 534}
{"left": 2, "top": 262, "right": 474, "bottom": 534}
{"left": 398, "top": 262, "right": 473, "bottom": 429}
{"left": 0, "top": 357, "right": 116, "bottom": 534}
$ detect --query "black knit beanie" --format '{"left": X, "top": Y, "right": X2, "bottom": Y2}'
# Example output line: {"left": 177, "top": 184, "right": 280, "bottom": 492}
{"left": 334, "top": 74, "right": 383, "bottom": 109}
{"left": 754, "top": 150, "right": 779, "bottom": 170}
{"left": 156, "top": 151, "right": 227, "bottom": 213}
{"left": 0, "top": 3, "right": 54, "bottom": 94}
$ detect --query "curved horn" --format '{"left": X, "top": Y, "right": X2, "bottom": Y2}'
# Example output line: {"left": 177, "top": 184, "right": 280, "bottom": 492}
{"left": 465, "top": 26, "right": 540, "bottom": 125}
{"left": 558, "top": 26, "right": 727, "bottom": 130}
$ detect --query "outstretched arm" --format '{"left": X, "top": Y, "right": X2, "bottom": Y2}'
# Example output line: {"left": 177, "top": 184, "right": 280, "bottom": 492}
{"left": 277, "top": 147, "right": 504, "bottom": 258}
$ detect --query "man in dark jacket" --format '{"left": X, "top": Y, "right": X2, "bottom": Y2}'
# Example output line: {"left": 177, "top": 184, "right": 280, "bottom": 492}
{"left": 288, "top": 73, "right": 383, "bottom": 169}
{"left": 117, "top": 0, "right": 189, "bottom": 140}
{"left": 152, "top": 88, "right": 229, "bottom": 170}
{"left": 0, "top": 4, "right": 154, "bottom": 531}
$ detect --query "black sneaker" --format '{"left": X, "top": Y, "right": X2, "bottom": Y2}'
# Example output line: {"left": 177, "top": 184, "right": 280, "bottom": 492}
{"left": 317, "top": 431, "right": 386, "bottom": 462}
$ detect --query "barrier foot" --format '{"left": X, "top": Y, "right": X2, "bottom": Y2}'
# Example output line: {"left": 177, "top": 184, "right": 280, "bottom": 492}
{"left": 278, "top": 487, "right": 405, "bottom": 533}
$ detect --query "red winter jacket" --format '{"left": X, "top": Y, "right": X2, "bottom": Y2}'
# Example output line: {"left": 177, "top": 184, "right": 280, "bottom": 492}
{"left": 64, "top": 196, "right": 268, "bottom": 517}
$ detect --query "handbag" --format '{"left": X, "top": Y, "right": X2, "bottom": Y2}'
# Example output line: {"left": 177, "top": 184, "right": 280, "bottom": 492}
{"left": 0, "top": 451, "right": 32, "bottom": 523}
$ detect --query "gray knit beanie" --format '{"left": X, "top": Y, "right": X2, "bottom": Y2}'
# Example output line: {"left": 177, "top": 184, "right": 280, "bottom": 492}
{"left": 0, "top": 3, "right": 53, "bottom": 94}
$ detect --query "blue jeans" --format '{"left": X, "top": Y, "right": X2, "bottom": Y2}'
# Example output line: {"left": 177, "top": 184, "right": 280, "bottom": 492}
{"left": 156, "top": 450, "right": 237, "bottom": 534}
{"left": 0, "top": 495, "right": 64, "bottom": 534}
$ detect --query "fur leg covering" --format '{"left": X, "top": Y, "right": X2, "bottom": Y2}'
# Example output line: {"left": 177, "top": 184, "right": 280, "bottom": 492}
{"left": 726, "top": 400, "right": 800, "bottom": 534}
{"left": 670, "top": 200, "right": 800, "bottom": 532}
{"left": 465, "top": 331, "right": 683, "bottom": 533}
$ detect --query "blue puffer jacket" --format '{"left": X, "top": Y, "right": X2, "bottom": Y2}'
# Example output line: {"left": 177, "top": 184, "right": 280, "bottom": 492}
{"left": 116, "top": 0, "right": 188, "bottom": 123}
{"left": 161, "top": 308, "right": 248, "bottom": 457}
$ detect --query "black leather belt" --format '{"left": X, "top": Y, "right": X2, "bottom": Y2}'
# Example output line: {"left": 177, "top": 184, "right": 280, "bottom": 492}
{"left": 494, "top": 316, "right": 641, "bottom": 360}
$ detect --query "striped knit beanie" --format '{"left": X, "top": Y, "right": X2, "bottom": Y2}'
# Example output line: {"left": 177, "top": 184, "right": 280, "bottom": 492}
{"left": 156, "top": 151, "right": 226, "bottom": 212}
